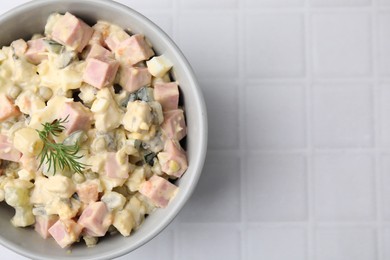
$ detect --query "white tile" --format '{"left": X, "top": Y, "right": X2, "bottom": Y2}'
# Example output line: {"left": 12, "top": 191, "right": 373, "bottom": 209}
{"left": 245, "top": 83, "right": 306, "bottom": 149}
{"left": 200, "top": 79, "right": 239, "bottom": 150}
{"left": 179, "top": 153, "right": 240, "bottom": 222}
{"left": 312, "top": 83, "right": 373, "bottom": 148}
{"left": 312, "top": 13, "right": 372, "bottom": 77}
{"left": 246, "top": 0, "right": 304, "bottom": 7}
{"left": 384, "top": 227, "right": 390, "bottom": 260}
{"left": 311, "top": 0, "right": 371, "bottom": 6}
{"left": 177, "top": 224, "right": 241, "bottom": 260}
{"left": 114, "top": 0, "right": 172, "bottom": 10}
{"left": 246, "top": 153, "right": 307, "bottom": 221}
{"left": 0, "top": 246, "right": 27, "bottom": 260}
{"left": 379, "top": 84, "right": 390, "bottom": 147}
{"left": 378, "top": 13, "right": 390, "bottom": 76}
{"left": 245, "top": 13, "right": 305, "bottom": 77}
{"left": 380, "top": 0, "right": 390, "bottom": 5}
{"left": 139, "top": 11, "right": 173, "bottom": 38}
{"left": 315, "top": 227, "right": 377, "bottom": 260}
{"left": 119, "top": 230, "right": 174, "bottom": 259}
{"left": 179, "top": 0, "right": 237, "bottom": 9}
{"left": 381, "top": 155, "right": 390, "bottom": 220}
{"left": 246, "top": 226, "right": 306, "bottom": 260}
{"left": 313, "top": 154, "right": 375, "bottom": 221}
{"left": 178, "top": 12, "right": 238, "bottom": 78}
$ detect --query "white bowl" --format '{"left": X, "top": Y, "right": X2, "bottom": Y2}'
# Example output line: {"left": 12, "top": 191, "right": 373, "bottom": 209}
{"left": 0, "top": 0, "right": 207, "bottom": 259}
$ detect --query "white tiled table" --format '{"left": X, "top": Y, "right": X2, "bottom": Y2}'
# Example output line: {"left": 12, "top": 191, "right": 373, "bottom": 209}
{"left": 1, "top": 0, "right": 390, "bottom": 259}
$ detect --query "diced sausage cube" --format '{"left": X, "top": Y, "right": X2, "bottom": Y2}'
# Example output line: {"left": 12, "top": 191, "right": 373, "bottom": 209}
{"left": 59, "top": 101, "right": 92, "bottom": 135}
{"left": 105, "top": 152, "right": 129, "bottom": 179}
{"left": 25, "top": 38, "right": 48, "bottom": 64}
{"left": 157, "top": 140, "right": 188, "bottom": 178}
{"left": 78, "top": 201, "right": 112, "bottom": 237}
{"left": 114, "top": 34, "right": 154, "bottom": 66}
{"left": 119, "top": 67, "right": 151, "bottom": 93}
{"left": 51, "top": 12, "right": 94, "bottom": 52}
{"left": 35, "top": 215, "right": 58, "bottom": 239}
{"left": 83, "top": 57, "right": 119, "bottom": 89}
{"left": 86, "top": 44, "right": 113, "bottom": 60}
{"left": 76, "top": 181, "right": 99, "bottom": 204}
{"left": 48, "top": 219, "right": 83, "bottom": 248}
{"left": 104, "top": 32, "right": 130, "bottom": 51}
{"left": 161, "top": 109, "right": 187, "bottom": 141}
{"left": 139, "top": 175, "right": 178, "bottom": 208}
{"left": 153, "top": 82, "right": 179, "bottom": 111}
{"left": 0, "top": 134, "right": 21, "bottom": 162}
{"left": 0, "top": 94, "right": 21, "bottom": 122}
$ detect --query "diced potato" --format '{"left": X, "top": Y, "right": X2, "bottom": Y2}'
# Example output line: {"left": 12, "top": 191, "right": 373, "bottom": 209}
{"left": 44, "top": 13, "right": 63, "bottom": 36}
{"left": 79, "top": 83, "right": 97, "bottom": 105}
{"left": 11, "top": 206, "right": 35, "bottom": 227}
{"left": 4, "top": 186, "right": 30, "bottom": 207}
{"left": 45, "top": 197, "right": 81, "bottom": 220}
{"left": 15, "top": 91, "right": 46, "bottom": 115}
{"left": 0, "top": 50, "right": 7, "bottom": 61}
{"left": 45, "top": 175, "right": 76, "bottom": 198}
{"left": 93, "top": 88, "right": 124, "bottom": 132}
{"left": 113, "top": 209, "right": 134, "bottom": 236}
{"left": 125, "top": 195, "right": 146, "bottom": 228}
{"left": 30, "top": 176, "right": 51, "bottom": 205}
{"left": 146, "top": 55, "right": 173, "bottom": 78}
{"left": 122, "top": 101, "right": 153, "bottom": 133}
{"left": 17, "top": 169, "right": 35, "bottom": 181}
{"left": 126, "top": 167, "right": 145, "bottom": 192}
{"left": 13, "top": 127, "right": 44, "bottom": 156}
{"left": 101, "top": 191, "right": 126, "bottom": 211}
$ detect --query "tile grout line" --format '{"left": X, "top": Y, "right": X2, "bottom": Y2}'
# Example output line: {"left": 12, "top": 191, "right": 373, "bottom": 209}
{"left": 372, "top": 0, "right": 384, "bottom": 259}
{"left": 237, "top": 0, "right": 246, "bottom": 259}
{"left": 304, "top": 0, "right": 315, "bottom": 260}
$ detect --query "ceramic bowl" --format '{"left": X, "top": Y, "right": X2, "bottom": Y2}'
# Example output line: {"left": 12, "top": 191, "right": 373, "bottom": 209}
{"left": 0, "top": 0, "right": 207, "bottom": 259}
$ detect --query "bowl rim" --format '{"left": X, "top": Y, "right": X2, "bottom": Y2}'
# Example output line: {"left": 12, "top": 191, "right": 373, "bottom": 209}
{"left": 0, "top": 0, "right": 208, "bottom": 259}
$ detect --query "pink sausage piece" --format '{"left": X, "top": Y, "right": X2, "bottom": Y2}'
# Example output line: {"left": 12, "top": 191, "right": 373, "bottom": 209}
{"left": 161, "top": 109, "right": 187, "bottom": 141}
{"left": 158, "top": 140, "right": 188, "bottom": 178}
{"left": 104, "top": 152, "right": 129, "bottom": 179}
{"left": 153, "top": 82, "right": 179, "bottom": 111}
{"left": 139, "top": 175, "right": 178, "bottom": 208}
{"left": 78, "top": 201, "right": 112, "bottom": 237}
{"left": 104, "top": 32, "right": 130, "bottom": 52}
{"left": 0, "top": 134, "right": 21, "bottom": 162}
{"left": 48, "top": 219, "right": 83, "bottom": 248}
{"left": 25, "top": 38, "right": 48, "bottom": 64}
{"left": 115, "top": 34, "right": 154, "bottom": 66}
{"left": 83, "top": 57, "right": 119, "bottom": 89}
{"left": 35, "top": 215, "right": 58, "bottom": 239}
{"left": 51, "top": 12, "right": 94, "bottom": 52}
{"left": 86, "top": 44, "right": 113, "bottom": 60}
{"left": 119, "top": 66, "right": 151, "bottom": 93}
{"left": 59, "top": 101, "right": 92, "bottom": 135}
{"left": 0, "top": 94, "right": 21, "bottom": 122}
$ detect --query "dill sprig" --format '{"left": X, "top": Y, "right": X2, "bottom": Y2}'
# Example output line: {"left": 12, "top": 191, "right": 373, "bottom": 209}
{"left": 36, "top": 116, "right": 87, "bottom": 175}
